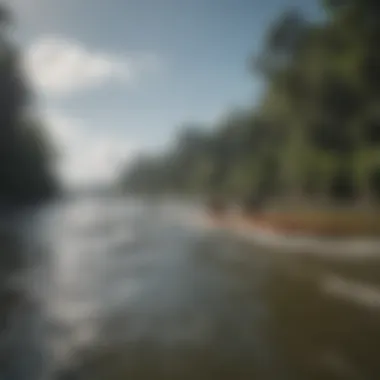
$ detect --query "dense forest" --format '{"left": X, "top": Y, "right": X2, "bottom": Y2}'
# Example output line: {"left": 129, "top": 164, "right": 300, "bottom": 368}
{"left": 123, "top": 0, "right": 380, "bottom": 211}
{"left": 0, "top": 6, "right": 57, "bottom": 208}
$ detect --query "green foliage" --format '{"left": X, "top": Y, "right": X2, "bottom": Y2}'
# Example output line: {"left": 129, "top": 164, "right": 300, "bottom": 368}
{"left": 0, "top": 5, "right": 57, "bottom": 207}
{"left": 123, "top": 0, "right": 380, "bottom": 208}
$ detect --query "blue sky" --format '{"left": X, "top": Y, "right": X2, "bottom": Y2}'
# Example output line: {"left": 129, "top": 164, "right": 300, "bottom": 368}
{"left": 10, "top": 0, "right": 322, "bottom": 186}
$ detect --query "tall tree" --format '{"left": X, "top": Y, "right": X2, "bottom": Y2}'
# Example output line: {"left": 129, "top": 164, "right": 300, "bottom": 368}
{"left": 0, "top": 5, "right": 57, "bottom": 207}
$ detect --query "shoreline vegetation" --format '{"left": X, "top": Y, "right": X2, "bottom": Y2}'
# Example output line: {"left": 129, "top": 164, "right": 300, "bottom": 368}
{"left": 122, "top": 0, "right": 380, "bottom": 239}
{"left": 205, "top": 200, "right": 380, "bottom": 238}
{"left": 0, "top": 6, "right": 57, "bottom": 211}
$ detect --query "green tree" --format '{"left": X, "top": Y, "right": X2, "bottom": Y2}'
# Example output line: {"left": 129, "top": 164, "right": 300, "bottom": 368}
{"left": 0, "top": 5, "right": 57, "bottom": 207}
{"left": 122, "top": 0, "right": 380, "bottom": 210}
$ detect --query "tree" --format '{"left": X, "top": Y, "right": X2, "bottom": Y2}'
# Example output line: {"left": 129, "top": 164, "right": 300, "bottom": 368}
{"left": 122, "top": 0, "right": 380, "bottom": 209}
{"left": 0, "top": 5, "right": 57, "bottom": 207}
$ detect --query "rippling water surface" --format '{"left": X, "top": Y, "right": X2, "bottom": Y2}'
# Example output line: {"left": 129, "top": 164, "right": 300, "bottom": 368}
{"left": 1, "top": 195, "right": 380, "bottom": 380}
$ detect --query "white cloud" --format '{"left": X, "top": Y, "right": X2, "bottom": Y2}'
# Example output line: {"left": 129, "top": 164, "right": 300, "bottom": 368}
{"left": 42, "top": 110, "right": 138, "bottom": 187}
{"left": 25, "top": 37, "right": 156, "bottom": 96}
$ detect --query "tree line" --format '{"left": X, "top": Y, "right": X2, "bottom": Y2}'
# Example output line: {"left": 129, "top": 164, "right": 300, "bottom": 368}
{"left": 123, "top": 0, "right": 380, "bottom": 210}
{"left": 0, "top": 6, "right": 57, "bottom": 208}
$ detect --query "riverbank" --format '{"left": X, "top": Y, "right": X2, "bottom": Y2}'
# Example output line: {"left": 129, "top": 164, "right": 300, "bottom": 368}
{"left": 202, "top": 208, "right": 380, "bottom": 257}
{"left": 209, "top": 209, "right": 380, "bottom": 237}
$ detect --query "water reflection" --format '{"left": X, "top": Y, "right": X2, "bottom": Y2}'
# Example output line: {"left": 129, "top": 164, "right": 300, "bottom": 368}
{"left": 58, "top": 235, "right": 278, "bottom": 380}
{"left": 0, "top": 198, "right": 380, "bottom": 380}
{"left": 0, "top": 222, "right": 49, "bottom": 380}
{"left": 266, "top": 254, "right": 380, "bottom": 380}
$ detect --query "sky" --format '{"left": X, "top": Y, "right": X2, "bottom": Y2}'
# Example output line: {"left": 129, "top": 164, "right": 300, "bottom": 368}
{"left": 7, "top": 0, "right": 322, "bottom": 187}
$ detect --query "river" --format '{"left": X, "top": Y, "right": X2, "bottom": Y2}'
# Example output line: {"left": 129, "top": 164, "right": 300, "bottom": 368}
{"left": 0, "top": 195, "right": 380, "bottom": 380}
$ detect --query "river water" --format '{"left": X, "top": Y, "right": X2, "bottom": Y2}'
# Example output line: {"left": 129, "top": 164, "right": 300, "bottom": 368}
{"left": 1, "top": 195, "right": 380, "bottom": 380}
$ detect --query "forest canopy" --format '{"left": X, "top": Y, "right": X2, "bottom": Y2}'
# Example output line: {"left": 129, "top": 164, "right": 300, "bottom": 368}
{"left": 0, "top": 5, "right": 57, "bottom": 207}
{"left": 122, "top": 0, "right": 380, "bottom": 209}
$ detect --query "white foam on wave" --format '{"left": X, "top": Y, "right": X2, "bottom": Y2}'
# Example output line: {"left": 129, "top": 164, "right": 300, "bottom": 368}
{"left": 321, "top": 275, "right": 380, "bottom": 308}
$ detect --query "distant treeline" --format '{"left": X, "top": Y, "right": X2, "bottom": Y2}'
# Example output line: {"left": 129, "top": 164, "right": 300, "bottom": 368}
{"left": 0, "top": 6, "right": 57, "bottom": 208}
{"left": 123, "top": 0, "right": 380, "bottom": 209}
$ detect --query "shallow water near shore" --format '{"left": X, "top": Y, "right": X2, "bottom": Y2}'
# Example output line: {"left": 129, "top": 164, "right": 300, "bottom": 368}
{"left": 0, "top": 195, "right": 380, "bottom": 380}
